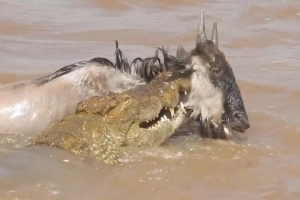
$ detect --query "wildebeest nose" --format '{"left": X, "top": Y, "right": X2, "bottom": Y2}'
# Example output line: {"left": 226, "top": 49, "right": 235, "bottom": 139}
{"left": 232, "top": 112, "right": 250, "bottom": 133}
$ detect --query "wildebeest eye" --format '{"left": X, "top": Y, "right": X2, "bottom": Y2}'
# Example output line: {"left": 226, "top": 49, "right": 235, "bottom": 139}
{"left": 211, "top": 67, "right": 221, "bottom": 74}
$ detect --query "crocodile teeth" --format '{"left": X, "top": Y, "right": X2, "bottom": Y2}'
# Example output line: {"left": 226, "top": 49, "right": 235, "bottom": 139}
{"left": 157, "top": 120, "right": 162, "bottom": 126}
{"left": 180, "top": 102, "right": 184, "bottom": 108}
{"left": 180, "top": 102, "right": 187, "bottom": 114}
{"left": 184, "top": 91, "right": 187, "bottom": 95}
{"left": 160, "top": 117, "right": 165, "bottom": 122}
{"left": 169, "top": 108, "right": 174, "bottom": 117}
{"left": 163, "top": 115, "right": 168, "bottom": 121}
{"left": 224, "top": 126, "right": 230, "bottom": 135}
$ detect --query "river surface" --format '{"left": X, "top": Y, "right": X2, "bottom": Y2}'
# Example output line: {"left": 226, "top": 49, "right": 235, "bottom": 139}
{"left": 0, "top": 0, "right": 300, "bottom": 199}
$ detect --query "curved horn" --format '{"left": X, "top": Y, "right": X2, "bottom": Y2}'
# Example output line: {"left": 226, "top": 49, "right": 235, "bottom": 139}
{"left": 196, "top": 9, "right": 207, "bottom": 44}
{"left": 211, "top": 22, "right": 218, "bottom": 47}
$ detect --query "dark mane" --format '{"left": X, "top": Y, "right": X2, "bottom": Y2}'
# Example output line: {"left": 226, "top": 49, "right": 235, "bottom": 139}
{"left": 113, "top": 40, "right": 131, "bottom": 74}
{"left": 114, "top": 40, "right": 167, "bottom": 83}
{"left": 137, "top": 49, "right": 166, "bottom": 82}
{"left": 32, "top": 41, "right": 187, "bottom": 87}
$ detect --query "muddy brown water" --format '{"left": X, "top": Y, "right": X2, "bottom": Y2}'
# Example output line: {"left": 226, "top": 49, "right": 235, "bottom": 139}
{"left": 0, "top": 0, "right": 300, "bottom": 199}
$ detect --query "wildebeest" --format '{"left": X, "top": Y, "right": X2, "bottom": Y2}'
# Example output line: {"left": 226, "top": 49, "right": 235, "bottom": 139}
{"left": 116, "top": 10, "right": 250, "bottom": 139}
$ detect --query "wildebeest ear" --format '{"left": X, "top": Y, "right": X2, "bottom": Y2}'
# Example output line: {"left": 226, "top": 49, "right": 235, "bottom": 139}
{"left": 196, "top": 9, "right": 207, "bottom": 44}
{"left": 176, "top": 45, "right": 189, "bottom": 58}
{"left": 158, "top": 46, "right": 186, "bottom": 72}
{"left": 211, "top": 22, "right": 218, "bottom": 47}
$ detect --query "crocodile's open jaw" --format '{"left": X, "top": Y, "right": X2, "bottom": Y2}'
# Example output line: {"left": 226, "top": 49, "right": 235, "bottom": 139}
{"left": 126, "top": 100, "right": 187, "bottom": 147}
{"left": 139, "top": 103, "right": 184, "bottom": 129}
{"left": 138, "top": 97, "right": 235, "bottom": 140}
{"left": 138, "top": 101, "right": 235, "bottom": 140}
{"left": 139, "top": 102, "right": 186, "bottom": 130}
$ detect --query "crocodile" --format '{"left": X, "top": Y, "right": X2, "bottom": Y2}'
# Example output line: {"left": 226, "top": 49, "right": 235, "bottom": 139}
{"left": 30, "top": 70, "right": 195, "bottom": 165}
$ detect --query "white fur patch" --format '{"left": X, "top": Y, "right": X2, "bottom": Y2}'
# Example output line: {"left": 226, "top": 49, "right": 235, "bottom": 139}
{"left": 184, "top": 56, "right": 224, "bottom": 124}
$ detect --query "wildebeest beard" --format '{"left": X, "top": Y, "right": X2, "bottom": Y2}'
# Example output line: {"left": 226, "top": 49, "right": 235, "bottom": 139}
{"left": 112, "top": 10, "right": 250, "bottom": 140}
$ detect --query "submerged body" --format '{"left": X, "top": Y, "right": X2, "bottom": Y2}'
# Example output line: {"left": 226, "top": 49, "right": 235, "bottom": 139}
{"left": 30, "top": 71, "right": 192, "bottom": 165}
{"left": 0, "top": 59, "right": 145, "bottom": 136}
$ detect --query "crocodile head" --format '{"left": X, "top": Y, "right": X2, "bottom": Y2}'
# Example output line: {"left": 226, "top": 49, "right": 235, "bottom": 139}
{"left": 31, "top": 70, "right": 194, "bottom": 165}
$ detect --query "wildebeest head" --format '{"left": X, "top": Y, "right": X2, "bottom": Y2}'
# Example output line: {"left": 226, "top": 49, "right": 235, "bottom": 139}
{"left": 161, "top": 10, "right": 250, "bottom": 139}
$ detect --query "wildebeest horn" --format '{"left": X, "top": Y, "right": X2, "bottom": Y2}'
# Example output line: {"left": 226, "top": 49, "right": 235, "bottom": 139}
{"left": 196, "top": 9, "right": 207, "bottom": 44}
{"left": 211, "top": 22, "right": 218, "bottom": 47}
